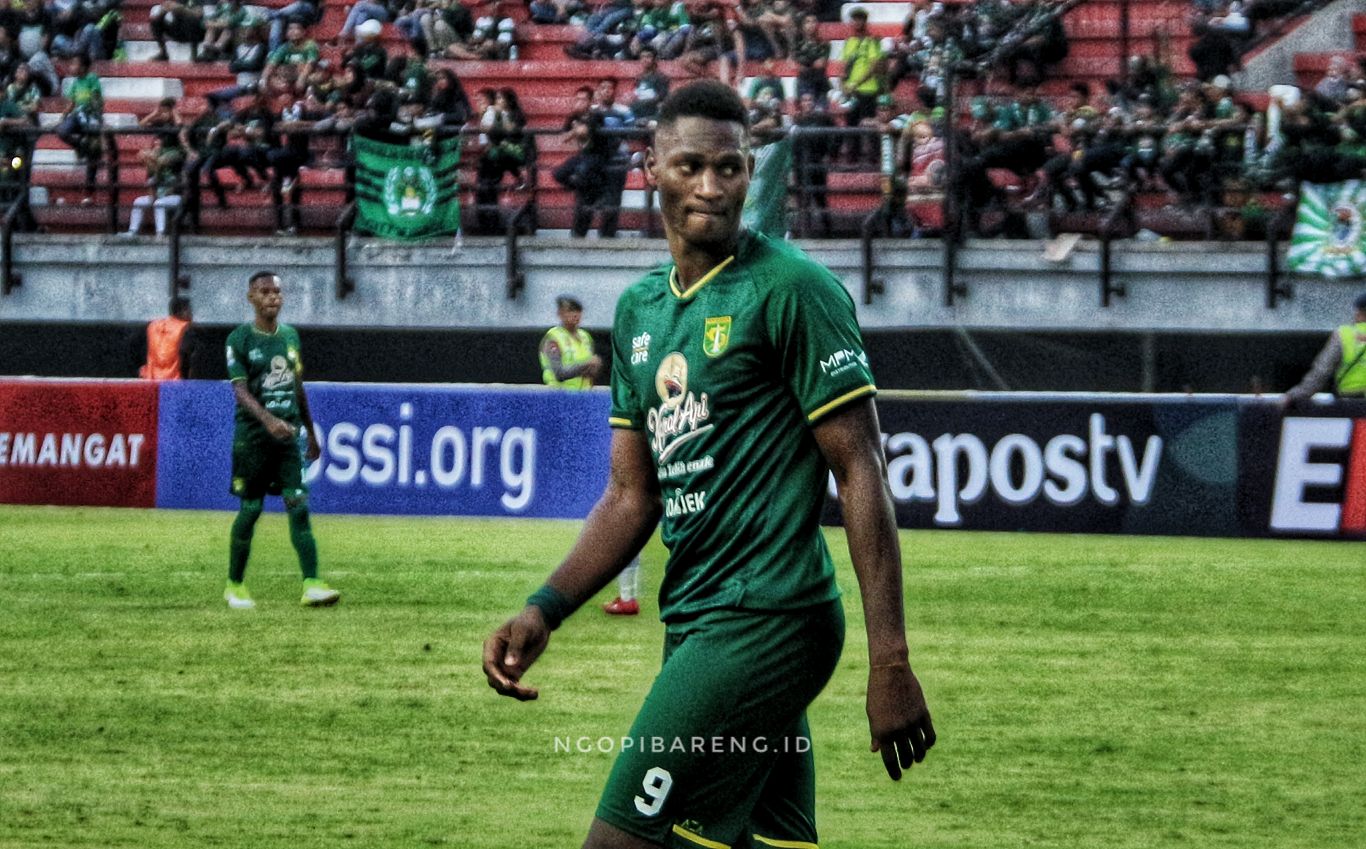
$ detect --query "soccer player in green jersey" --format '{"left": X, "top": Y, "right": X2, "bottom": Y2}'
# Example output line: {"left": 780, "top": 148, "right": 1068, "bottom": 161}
{"left": 483, "top": 81, "right": 934, "bottom": 849}
{"left": 223, "top": 270, "right": 340, "bottom": 610}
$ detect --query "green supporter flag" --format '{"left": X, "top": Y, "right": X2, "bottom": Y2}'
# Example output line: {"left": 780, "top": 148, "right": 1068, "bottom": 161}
{"left": 741, "top": 137, "right": 793, "bottom": 238}
{"left": 1287, "top": 181, "right": 1366, "bottom": 277}
{"left": 354, "top": 135, "right": 462, "bottom": 241}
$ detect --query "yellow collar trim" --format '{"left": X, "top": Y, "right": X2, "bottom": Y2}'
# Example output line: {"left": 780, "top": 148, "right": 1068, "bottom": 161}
{"left": 669, "top": 255, "right": 735, "bottom": 300}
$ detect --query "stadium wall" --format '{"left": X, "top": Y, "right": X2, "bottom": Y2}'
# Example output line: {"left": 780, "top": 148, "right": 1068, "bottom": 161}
{"left": 2, "top": 378, "right": 1363, "bottom": 541}
{"left": 0, "top": 234, "right": 1361, "bottom": 332}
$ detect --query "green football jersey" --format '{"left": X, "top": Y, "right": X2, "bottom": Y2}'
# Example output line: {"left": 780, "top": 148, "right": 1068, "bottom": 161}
{"left": 609, "top": 231, "right": 876, "bottom": 621}
{"left": 225, "top": 323, "right": 305, "bottom": 433}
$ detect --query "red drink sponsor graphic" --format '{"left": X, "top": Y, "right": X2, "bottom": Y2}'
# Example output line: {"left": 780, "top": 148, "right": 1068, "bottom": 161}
{"left": 0, "top": 381, "right": 158, "bottom": 507}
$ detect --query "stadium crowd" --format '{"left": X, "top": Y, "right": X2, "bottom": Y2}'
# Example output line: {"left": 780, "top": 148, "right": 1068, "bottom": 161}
{"left": 0, "top": 0, "right": 1358, "bottom": 239}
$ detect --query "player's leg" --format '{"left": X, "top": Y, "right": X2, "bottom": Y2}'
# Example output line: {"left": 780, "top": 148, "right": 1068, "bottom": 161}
{"left": 278, "top": 437, "right": 340, "bottom": 607}
{"left": 225, "top": 497, "right": 263, "bottom": 609}
{"left": 583, "top": 817, "right": 663, "bottom": 849}
{"left": 593, "top": 601, "right": 843, "bottom": 848}
{"left": 605, "top": 556, "right": 641, "bottom": 616}
{"left": 744, "top": 713, "right": 818, "bottom": 849}
{"left": 226, "top": 432, "right": 268, "bottom": 608}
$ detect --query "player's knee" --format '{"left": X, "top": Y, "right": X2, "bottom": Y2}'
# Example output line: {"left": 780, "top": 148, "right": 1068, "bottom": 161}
{"left": 239, "top": 498, "right": 264, "bottom": 519}
{"left": 284, "top": 495, "right": 310, "bottom": 516}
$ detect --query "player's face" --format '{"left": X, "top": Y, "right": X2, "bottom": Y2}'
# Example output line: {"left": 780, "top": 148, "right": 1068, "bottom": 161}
{"left": 248, "top": 276, "right": 283, "bottom": 321}
{"left": 647, "top": 117, "right": 751, "bottom": 252}
{"left": 558, "top": 305, "right": 582, "bottom": 332}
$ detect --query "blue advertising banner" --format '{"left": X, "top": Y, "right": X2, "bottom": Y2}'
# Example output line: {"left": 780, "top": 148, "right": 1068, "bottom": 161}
{"left": 156, "top": 382, "right": 612, "bottom": 518}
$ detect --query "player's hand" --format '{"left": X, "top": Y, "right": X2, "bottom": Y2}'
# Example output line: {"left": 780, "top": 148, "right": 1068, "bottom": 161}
{"left": 867, "top": 661, "right": 936, "bottom": 781}
{"left": 265, "top": 415, "right": 296, "bottom": 442}
{"left": 584, "top": 355, "right": 604, "bottom": 378}
{"left": 482, "top": 606, "right": 551, "bottom": 701}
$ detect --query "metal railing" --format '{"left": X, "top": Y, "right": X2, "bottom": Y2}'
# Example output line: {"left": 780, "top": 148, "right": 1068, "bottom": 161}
{"left": 0, "top": 121, "right": 1311, "bottom": 306}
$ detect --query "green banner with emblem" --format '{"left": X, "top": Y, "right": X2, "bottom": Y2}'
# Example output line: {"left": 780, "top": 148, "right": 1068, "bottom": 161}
{"left": 354, "top": 135, "right": 462, "bottom": 240}
{"left": 1287, "top": 181, "right": 1366, "bottom": 277}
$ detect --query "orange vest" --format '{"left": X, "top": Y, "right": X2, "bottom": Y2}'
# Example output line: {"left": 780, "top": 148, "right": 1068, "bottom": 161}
{"left": 142, "top": 316, "right": 190, "bottom": 380}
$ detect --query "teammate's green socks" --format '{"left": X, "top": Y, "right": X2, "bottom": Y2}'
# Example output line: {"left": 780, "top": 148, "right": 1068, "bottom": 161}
{"left": 286, "top": 503, "right": 319, "bottom": 580}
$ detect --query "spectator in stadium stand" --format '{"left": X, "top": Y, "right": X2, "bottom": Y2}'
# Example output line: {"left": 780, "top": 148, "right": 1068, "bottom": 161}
{"left": 529, "top": 0, "right": 579, "bottom": 25}
{"left": 265, "top": 20, "right": 320, "bottom": 94}
{"left": 148, "top": 0, "right": 206, "bottom": 61}
{"left": 442, "top": 11, "right": 516, "bottom": 59}
{"left": 205, "top": 25, "right": 268, "bottom": 118}
{"left": 0, "top": 84, "right": 34, "bottom": 226}
{"left": 474, "top": 86, "right": 528, "bottom": 233}
{"left": 792, "top": 12, "right": 829, "bottom": 101}
{"left": 55, "top": 53, "right": 102, "bottom": 203}
{"left": 839, "top": 8, "right": 885, "bottom": 162}
{"left": 1283, "top": 291, "right": 1366, "bottom": 405}
{"left": 554, "top": 108, "right": 619, "bottom": 237}
{"left": 998, "top": 0, "right": 1069, "bottom": 87}
{"left": 727, "top": 0, "right": 780, "bottom": 81}
{"left": 755, "top": 0, "right": 797, "bottom": 58}
{"left": 426, "top": 67, "right": 471, "bottom": 128}
{"left": 199, "top": 0, "right": 256, "bottom": 62}
{"left": 386, "top": 52, "right": 431, "bottom": 101}
{"left": 0, "top": 28, "right": 19, "bottom": 81}
{"left": 392, "top": 0, "right": 464, "bottom": 58}
{"left": 120, "top": 133, "right": 186, "bottom": 238}
{"left": 792, "top": 89, "right": 835, "bottom": 235}
{"left": 23, "top": 38, "right": 60, "bottom": 98}
{"left": 634, "top": 0, "right": 689, "bottom": 60}
{"left": 628, "top": 46, "right": 670, "bottom": 125}
{"left": 5, "top": 63, "right": 42, "bottom": 124}
{"left": 483, "top": 82, "right": 935, "bottom": 847}
{"left": 676, "top": 1, "right": 733, "bottom": 82}
{"left": 49, "top": 0, "right": 115, "bottom": 61}
{"left": 1316, "top": 55, "right": 1354, "bottom": 105}
{"left": 1188, "top": 4, "right": 1248, "bottom": 82}
{"left": 337, "top": 0, "right": 391, "bottom": 42}
{"left": 343, "top": 18, "right": 387, "bottom": 81}
{"left": 133, "top": 296, "right": 197, "bottom": 380}
{"left": 265, "top": 0, "right": 319, "bottom": 51}
{"left": 139, "top": 95, "right": 189, "bottom": 151}
{"left": 902, "top": 118, "right": 944, "bottom": 192}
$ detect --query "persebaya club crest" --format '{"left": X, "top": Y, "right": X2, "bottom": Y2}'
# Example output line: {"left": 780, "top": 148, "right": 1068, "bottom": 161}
{"left": 1289, "top": 181, "right": 1366, "bottom": 277}
{"left": 703, "top": 316, "right": 732, "bottom": 358}
{"left": 384, "top": 165, "right": 438, "bottom": 220}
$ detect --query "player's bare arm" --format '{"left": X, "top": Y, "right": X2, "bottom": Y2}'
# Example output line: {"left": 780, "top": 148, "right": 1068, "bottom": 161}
{"left": 482, "top": 428, "right": 662, "bottom": 701}
{"left": 813, "top": 397, "right": 936, "bottom": 781}
{"left": 231, "top": 380, "right": 295, "bottom": 442}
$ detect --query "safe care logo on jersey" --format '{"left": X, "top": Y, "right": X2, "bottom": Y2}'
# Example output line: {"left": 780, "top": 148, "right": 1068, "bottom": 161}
{"left": 702, "top": 316, "right": 731, "bottom": 358}
{"left": 647, "top": 353, "right": 712, "bottom": 462}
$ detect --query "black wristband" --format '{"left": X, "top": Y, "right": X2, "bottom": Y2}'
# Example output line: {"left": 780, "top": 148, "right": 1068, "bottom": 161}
{"left": 526, "top": 584, "right": 574, "bottom": 631}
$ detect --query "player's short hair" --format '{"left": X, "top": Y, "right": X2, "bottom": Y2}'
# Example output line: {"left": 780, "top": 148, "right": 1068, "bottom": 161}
{"left": 556, "top": 295, "right": 583, "bottom": 311}
{"left": 169, "top": 295, "right": 191, "bottom": 317}
{"left": 248, "top": 270, "right": 278, "bottom": 289}
{"left": 656, "top": 80, "right": 750, "bottom": 133}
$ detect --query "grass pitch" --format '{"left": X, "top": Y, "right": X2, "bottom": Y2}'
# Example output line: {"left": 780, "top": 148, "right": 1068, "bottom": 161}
{"left": 0, "top": 505, "right": 1363, "bottom": 849}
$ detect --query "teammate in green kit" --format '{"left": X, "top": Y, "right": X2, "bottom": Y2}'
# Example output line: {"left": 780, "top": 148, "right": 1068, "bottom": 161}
{"left": 223, "top": 270, "right": 340, "bottom": 610}
{"left": 483, "top": 81, "right": 935, "bottom": 849}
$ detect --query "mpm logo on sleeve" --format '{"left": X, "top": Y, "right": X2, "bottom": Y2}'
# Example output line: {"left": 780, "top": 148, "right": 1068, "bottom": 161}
{"left": 1269, "top": 416, "right": 1366, "bottom": 536}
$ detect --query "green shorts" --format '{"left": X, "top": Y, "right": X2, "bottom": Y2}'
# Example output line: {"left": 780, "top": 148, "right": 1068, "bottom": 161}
{"left": 230, "top": 426, "right": 308, "bottom": 501}
{"left": 596, "top": 599, "right": 845, "bottom": 849}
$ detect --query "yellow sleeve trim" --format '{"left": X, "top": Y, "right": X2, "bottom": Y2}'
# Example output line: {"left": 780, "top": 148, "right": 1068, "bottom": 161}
{"left": 608, "top": 417, "right": 638, "bottom": 428}
{"left": 806, "top": 384, "right": 877, "bottom": 423}
{"left": 753, "top": 836, "right": 819, "bottom": 849}
{"left": 671, "top": 824, "right": 730, "bottom": 849}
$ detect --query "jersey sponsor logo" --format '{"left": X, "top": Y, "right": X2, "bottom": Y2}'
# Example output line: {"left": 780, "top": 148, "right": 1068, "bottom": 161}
{"left": 820, "top": 347, "right": 869, "bottom": 378}
{"left": 631, "top": 332, "right": 651, "bottom": 365}
{"left": 262, "top": 355, "right": 294, "bottom": 392}
{"left": 664, "top": 487, "right": 707, "bottom": 517}
{"left": 648, "top": 353, "right": 713, "bottom": 462}
{"left": 1269, "top": 416, "right": 1366, "bottom": 535}
{"left": 702, "top": 316, "right": 731, "bottom": 358}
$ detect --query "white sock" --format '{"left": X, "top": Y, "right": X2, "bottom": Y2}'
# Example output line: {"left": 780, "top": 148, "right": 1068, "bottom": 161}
{"left": 617, "top": 559, "right": 640, "bottom": 602}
